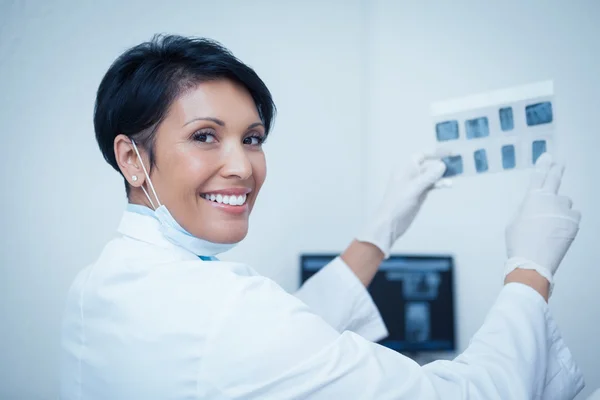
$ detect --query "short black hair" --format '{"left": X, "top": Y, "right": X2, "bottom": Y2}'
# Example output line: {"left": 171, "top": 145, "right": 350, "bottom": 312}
{"left": 94, "top": 34, "right": 276, "bottom": 195}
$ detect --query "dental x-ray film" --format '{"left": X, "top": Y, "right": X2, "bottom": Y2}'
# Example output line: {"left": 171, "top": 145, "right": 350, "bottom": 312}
{"left": 431, "top": 80, "right": 556, "bottom": 178}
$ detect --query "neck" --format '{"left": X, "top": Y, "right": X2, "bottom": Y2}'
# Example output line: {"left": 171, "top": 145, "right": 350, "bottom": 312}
{"left": 129, "top": 188, "right": 156, "bottom": 210}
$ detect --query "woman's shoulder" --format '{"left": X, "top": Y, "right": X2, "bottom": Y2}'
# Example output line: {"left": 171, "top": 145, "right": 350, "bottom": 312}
{"left": 81, "top": 236, "right": 264, "bottom": 295}
{"left": 64, "top": 239, "right": 271, "bottom": 328}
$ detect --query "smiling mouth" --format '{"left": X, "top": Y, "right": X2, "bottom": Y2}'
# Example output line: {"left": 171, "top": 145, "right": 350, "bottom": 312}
{"left": 200, "top": 193, "right": 248, "bottom": 206}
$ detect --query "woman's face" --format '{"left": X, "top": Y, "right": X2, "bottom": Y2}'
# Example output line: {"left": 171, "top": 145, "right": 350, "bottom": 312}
{"left": 137, "top": 79, "right": 267, "bottom": 243}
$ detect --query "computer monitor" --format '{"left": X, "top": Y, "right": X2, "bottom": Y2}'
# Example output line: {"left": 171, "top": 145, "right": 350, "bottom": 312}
{"left": 300, "top": 254, "right": 456, "bottom": 354}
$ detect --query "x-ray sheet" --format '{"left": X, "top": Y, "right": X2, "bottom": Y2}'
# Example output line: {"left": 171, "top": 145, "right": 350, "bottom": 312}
{"left": 431, "top": 80, "right": 556, "bottom": 178}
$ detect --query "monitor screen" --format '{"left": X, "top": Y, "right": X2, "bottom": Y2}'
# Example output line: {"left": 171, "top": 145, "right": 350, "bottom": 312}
{"left": 300, "top": 254, "right": 456, "bottom": 353}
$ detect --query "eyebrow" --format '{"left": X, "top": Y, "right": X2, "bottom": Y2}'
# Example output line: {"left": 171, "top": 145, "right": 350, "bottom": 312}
{"left": 183, "top": 117, "right": 264, "bottom": 131}
{"left": 183, "top": 117, "right": 225, "bottom": 127}
{"left": 247, "top": 122, "right": 265, "bottom": 130}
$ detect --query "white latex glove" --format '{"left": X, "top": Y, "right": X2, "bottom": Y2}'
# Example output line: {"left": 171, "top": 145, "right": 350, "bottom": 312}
{"left": 357, "top": 153, "right": 449, "bottom": 258}
{"left": 588, "top": 389, "right": 600, "bottom": 400}
{"left": 504, "top": 153, "right": 581, "bottom": 296}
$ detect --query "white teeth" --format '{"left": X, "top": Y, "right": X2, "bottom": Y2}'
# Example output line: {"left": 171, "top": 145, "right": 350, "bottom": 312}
{"left": 202, "top": 192, "right": 248, "bottom": 206}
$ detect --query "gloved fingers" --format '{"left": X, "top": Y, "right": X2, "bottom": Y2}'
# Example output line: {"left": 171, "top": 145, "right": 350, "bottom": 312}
{"left": 408, "top": 153, "right": 439, "bottom": 173}
{"left": 412, "top": 153, "right": 427, "bottom": 165}
{"left": 519, "top": 192, "right": 574, "bottom": 216}
{"left": 555, "top": 195, "right": 573, "bottom": 210}
{"left": 413, "top": 153, "right": 427, "bottom": 165}
{"left": 433, "top": 178, "right": 453, "bottom": 189}
{"left": 542, "top": 163, "right": 565, "bottom": 194}
{"left": 407, "top": 151, "right": 453, "bottom": 191}
{"left": 413, "top": 160, "right": 447, "bottom": 193}
{"left": 418, "top": 148, "right": 455, "bottom": 163}
{"left": 569, "top": 209, "right": 582, "bottom": 223}
{"left": 528, "top": 153, "right": 554, "bottom": 191}
{"left": 405, "top": 153, "right": 432, "bottom": 177}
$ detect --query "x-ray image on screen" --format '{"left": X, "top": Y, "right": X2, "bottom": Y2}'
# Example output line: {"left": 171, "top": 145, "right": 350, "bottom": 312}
{"left": 301, "top": 254, "right": 456, "bottom": 353}
{"left": 402, "top": 272, "right": 441, "bottom": 300}
{"left": 405, "top": 302, "right": 431, "bottom": 343}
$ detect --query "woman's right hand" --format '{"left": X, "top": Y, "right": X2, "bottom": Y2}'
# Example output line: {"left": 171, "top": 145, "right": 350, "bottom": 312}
{"left": 356, "top": 152, "right": 448, "bottom": 259}
{"left": 504, "top": 153, "right": 581, "bottom": 296}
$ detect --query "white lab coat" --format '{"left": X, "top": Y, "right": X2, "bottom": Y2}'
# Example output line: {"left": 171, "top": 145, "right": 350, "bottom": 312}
{"left": 60, "top": 210, "right": 585, "bottom": 399}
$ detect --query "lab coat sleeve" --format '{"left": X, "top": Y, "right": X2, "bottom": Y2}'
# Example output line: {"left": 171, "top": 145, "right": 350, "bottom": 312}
{"left": 539, "top": 302, "right": 585, "bottom": 400}
{"left": 422, "top": 283, "right": 584, "bottom": 400}
{"left": 293, "top": 256, "right": 388, "bottom": 342}
{"left": 200, "top": 272, "right": 583, "bottom": 399}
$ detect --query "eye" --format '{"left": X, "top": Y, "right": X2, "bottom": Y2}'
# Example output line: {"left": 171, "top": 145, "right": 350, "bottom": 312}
{"left": 243, "top": 135, "right": 265, "bottom": 146}
{"left": 192, "top": 130, "right": 217, "bottom": 143}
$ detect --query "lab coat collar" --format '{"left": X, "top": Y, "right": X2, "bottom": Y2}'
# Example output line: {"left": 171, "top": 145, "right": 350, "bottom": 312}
{"left": 117, "top": 210, "right": 195, "bottom": 255}
{"left": 116, "top": 210, "right": 254, "bottom": 273}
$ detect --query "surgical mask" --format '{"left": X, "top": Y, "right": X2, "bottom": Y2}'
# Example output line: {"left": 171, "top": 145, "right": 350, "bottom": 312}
{"left": 130, "top": 140, "right": 237, "bottom": 257}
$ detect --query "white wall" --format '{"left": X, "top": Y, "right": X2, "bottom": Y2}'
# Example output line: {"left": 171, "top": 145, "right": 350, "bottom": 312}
{"left": 364, "top": 1, "right": 600, "bottom": 398}
{"left": 0, "top": 0, "right": 597, "bottom": 398}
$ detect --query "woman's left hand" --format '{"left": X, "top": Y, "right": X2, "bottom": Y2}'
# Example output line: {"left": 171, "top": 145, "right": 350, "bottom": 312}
{"left": 356, "top": 152, "right": 449, "bottom": 258}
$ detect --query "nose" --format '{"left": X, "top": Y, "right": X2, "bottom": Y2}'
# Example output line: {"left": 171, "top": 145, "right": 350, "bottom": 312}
{"left": 220, "top": 141, "right": 252, "bottom": 180}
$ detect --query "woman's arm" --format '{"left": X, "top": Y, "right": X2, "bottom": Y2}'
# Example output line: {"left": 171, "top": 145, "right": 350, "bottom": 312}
{"left": 505, "top": 268, "right": 549, "bottom": 301}
{"left": 202, "top": 267, "right": 580, "bottom": 399}
{"left": 291, "top": 240, "right": 386, "bottom": 341}
{"left": 294, "top": 154, "right": 446, "bottom": 338}
{"left": 340, "top": 240, "right": 384, "bottom": 287}
{"left": 340, "top": 239, "right": 551, "bottom": 300}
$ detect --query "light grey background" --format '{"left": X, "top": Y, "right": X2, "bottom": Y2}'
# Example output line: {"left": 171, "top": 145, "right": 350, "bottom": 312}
{"left": 1, "top": 0, "right": 598, "bottom": 398}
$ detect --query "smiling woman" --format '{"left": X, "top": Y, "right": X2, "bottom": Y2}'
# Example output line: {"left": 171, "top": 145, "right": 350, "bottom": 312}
{"left": 60, "top": 34, "right": 585, "bottom": 400}
{"left": 118, "top": 80, "right": 267, "bottom": 245}
{"left": 95, "top": 35, "right": 274, "bottom": 246}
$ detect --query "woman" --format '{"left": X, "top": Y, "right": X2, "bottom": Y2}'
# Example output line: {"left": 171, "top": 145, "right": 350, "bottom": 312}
{"left": 60, "top": 34, "right": 585, "bottom": 399}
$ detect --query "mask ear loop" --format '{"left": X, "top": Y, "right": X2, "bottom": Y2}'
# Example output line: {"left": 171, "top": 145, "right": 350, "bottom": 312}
{"left": 130, "top": 139, "right": 161, "bottom": 210}
{"left": 141, "top": 184, "right": 158, "bottom": 211}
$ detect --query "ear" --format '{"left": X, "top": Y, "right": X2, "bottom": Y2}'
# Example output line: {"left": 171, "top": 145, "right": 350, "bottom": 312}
{"left": 114, "top": 134, "right": 147, "bottom": 187}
